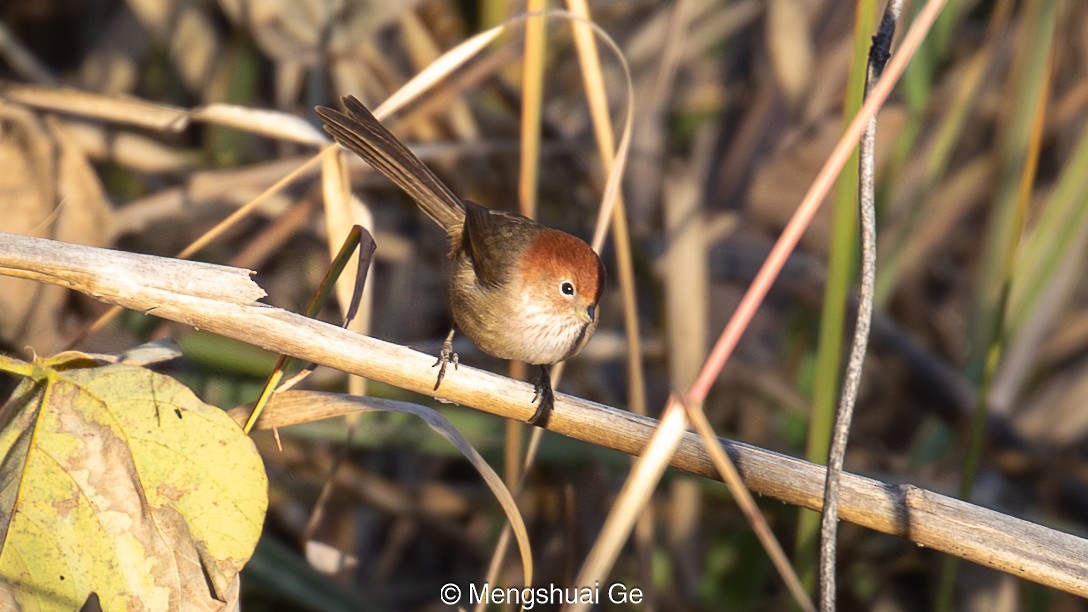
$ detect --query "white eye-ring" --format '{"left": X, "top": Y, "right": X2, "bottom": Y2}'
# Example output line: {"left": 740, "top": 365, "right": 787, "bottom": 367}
{"left": 560, "top": 280, "right": 576, "bottom": 297}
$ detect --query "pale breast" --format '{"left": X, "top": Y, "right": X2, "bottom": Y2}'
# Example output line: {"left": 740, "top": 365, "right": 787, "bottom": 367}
{"left": 449, "top": 259, "right": 594, "bottom": 365}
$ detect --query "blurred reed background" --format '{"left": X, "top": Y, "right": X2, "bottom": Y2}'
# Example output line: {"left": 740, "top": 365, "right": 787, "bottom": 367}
{"left": 1, "top": 0, "right": 1087, "bottom": 610}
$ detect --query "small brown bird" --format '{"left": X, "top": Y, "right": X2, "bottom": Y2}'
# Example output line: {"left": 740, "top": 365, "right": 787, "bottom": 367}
{"left": 316, "top": 96, "right": 604, "bottom": 426}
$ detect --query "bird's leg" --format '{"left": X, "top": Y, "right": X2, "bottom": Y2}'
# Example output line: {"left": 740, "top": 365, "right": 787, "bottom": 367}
{"left": 432, "top": 328, "right": 459, "bottom": 390}
{"left": 529, "top": 364, "right": 555, "bottom": 426}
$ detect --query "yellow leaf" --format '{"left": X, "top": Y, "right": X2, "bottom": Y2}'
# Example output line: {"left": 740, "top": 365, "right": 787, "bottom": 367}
{"left": 0, "top": 354, "right": 267, "bottom": 610}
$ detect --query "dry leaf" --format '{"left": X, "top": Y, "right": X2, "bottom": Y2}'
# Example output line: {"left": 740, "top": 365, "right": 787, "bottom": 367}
{"left": 0, "top": 352, "right": 268, "bottom": 609}
{"left": 0, "top": 106, "right": 113, "bottom": 351}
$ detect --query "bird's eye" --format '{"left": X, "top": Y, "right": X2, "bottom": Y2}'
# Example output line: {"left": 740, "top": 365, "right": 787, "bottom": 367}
{"left": 560, "top": 281, "right": 576, "bottom": 296}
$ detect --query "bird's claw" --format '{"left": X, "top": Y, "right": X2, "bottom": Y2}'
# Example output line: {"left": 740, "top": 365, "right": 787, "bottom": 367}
{"left": 528, "top": 365, "right": 554, "bottom": 427}
{"left": 432, "top": 330, "right": 459, "bottom": 391}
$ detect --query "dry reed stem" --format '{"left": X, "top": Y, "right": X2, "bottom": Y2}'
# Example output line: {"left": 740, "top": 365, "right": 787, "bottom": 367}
{"left": 2, "top": 232, "right": 1086, "bottom": 598}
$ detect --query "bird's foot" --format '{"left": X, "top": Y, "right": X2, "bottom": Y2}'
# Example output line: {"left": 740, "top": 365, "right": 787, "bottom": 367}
{"left": 432, "top": 329, "right": 459, "bottom": 391}
{"left": 529, "top": 365, "right": 554, "bottom": 427}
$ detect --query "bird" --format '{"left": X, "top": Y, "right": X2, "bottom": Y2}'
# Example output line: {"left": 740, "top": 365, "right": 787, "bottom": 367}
{"left": 315, "top": 96, "right": 605, "bottom": 426}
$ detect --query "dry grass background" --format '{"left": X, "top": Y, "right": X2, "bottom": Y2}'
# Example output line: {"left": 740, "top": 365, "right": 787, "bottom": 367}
{"left": 2, "top": 0, "right": 1088, "bottom": 610}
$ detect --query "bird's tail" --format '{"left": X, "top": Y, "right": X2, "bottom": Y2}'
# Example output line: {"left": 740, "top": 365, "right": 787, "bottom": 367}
{"left": 316, "top": 96, "right": 466, "bottom": 238}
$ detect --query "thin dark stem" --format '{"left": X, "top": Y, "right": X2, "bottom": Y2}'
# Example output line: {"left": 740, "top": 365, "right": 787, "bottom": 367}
{"left": 819, "top": 2, "right": 901, "bottom": 610}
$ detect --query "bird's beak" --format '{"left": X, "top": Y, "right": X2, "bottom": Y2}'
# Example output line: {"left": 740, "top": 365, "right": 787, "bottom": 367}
{"left": 579, "top": 304, "right": 597, "bottom": 324}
